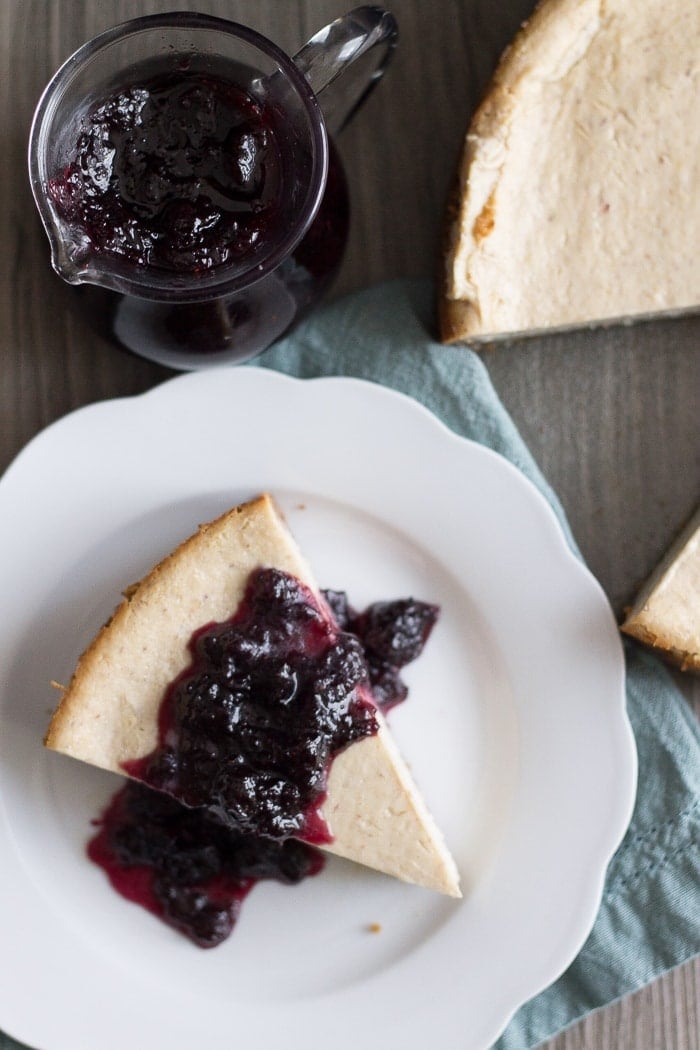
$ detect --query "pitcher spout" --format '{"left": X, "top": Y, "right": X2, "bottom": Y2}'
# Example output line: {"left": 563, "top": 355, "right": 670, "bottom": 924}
{"left": 45, "top": 224, "right": 86, "bottom": 286}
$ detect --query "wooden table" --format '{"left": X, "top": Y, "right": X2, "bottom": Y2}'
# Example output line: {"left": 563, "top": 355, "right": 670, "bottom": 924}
{"left": 1, "top": 2, "right": 698, "bottom": 1047}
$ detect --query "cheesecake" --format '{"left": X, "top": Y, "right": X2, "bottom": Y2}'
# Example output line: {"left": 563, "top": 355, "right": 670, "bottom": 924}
{"left": 46, "top": 494, "right": 461, "bottom": 898}
{"left": 622, "top": 506, "right": 700, "bottom": 672}
{"left": 440, "top": 0, "right": 700, "bottom": 343}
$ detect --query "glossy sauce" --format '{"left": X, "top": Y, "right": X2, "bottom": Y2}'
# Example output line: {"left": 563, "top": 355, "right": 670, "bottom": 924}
{"left": 49, "top": 65, "right": 350, "bottom": 367}
{"left": 49, "top": 70, "right": 285, "bottom": 273}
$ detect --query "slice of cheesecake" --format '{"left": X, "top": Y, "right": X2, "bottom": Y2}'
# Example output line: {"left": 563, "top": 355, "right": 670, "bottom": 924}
{"left": 46, "top": 494, "right": 461, "bottom": 897}
{"left": 440, "top": 0, "right": 700, "bottom": 343}
{"left": 621, "top": 506, "right": 700, "bottom": 672}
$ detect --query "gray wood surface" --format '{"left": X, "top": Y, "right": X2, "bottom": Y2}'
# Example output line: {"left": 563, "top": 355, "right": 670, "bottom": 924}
{"left": 1, "top": 2, "right": 698, "bottom": 1048}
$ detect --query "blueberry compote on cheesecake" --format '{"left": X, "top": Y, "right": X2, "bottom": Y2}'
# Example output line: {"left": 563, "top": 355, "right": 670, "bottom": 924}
{"left": 124, "top": 568, "right": 381, "bottom": 843}
{"left": 90, "top": 567, "right": 439, "bottom": 946}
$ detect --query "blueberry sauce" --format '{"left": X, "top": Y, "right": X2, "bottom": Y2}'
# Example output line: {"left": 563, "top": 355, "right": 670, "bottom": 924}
{"left": 88, "top": 780, "right": 323, "bottom": 948}
{"left": 125, "top": 569, "right": 380, "bottom": 843}
{"left": 49, "top": 70, "right": 284, "bottom": 273}
{"left": 45, "top": 64, "right": 350, "bottom": 366}
{"left": 91, "top": 570, "right": 439, "bottom": 946}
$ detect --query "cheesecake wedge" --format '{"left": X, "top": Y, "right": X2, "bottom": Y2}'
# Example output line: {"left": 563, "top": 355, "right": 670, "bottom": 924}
{"left": 46, "top": 494, "right": 461, "bottom": 898}
{"left": 622, "top": 507, "right": 700, "bottom": 673}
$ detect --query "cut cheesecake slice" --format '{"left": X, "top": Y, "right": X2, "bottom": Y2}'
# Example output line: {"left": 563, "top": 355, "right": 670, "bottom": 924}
{"left": 45, "top": 493, "right": 461, "bottom": 898}
{"left": 621, "top": 506, "right": 700, "bottom": 672}
{"left": 440, "top": 0, "right": 700, "bottom": 343}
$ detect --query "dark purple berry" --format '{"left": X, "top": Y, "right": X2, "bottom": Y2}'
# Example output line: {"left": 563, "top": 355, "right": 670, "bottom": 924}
{"left": 356, "top": 599, "right": 439, "bottom": 667}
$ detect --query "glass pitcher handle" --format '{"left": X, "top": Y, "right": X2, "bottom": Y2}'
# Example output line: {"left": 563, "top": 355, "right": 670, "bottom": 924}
{"left": 292, "top": 6, "right": 398, "bottom": 135}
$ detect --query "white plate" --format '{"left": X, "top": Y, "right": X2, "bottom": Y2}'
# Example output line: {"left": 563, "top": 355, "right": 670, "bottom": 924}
{"left": 0, "top": 369, "right": 635, "bottom": 1050}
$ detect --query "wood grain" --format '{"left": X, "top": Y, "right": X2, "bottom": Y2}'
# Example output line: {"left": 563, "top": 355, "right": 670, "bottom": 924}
{"left": 1, "top": 2, "right": 698, "bottom": 1048}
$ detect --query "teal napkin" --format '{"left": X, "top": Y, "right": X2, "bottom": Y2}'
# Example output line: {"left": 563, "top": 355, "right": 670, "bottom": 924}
{"left": 2, "top": 279, "right": 698, "bottom": 1050}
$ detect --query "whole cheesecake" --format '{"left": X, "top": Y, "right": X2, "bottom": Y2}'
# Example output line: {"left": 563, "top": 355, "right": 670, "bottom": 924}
{"left": 440, "top": 0, "right": 700, "bottom": 343}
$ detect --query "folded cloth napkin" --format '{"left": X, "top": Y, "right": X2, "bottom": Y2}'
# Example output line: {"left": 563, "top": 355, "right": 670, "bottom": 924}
{"left": 2, "top": 279, "right": 697, "bottom": 1050}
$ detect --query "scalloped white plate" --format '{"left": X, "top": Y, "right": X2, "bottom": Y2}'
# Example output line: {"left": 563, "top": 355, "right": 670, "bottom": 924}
{"left": 0, "top": 369, "right": 635, "bottom": 1050}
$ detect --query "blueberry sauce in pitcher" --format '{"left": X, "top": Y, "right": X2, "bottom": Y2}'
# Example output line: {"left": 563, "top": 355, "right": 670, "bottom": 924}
{"left": 46, "top": 63, "right": 349, "bottom": 367}
{"left": 48, "top": 70, "right": 286, "bottom": 274}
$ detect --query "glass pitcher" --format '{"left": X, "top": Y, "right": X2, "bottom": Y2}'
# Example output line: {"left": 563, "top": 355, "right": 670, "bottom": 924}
{"left": 28, "top": 8, "right": 397, "bottom": 370}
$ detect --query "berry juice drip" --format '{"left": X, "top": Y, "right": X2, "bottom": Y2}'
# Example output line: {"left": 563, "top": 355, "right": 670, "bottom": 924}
{"left": 49, "top": 68, "right": 285, "bottom": 273}
{"left": 89, "top": 780, "right": 323, "bottom": 948}
{"left": 91, "top": 570, "right": 439, "bottom": 947}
